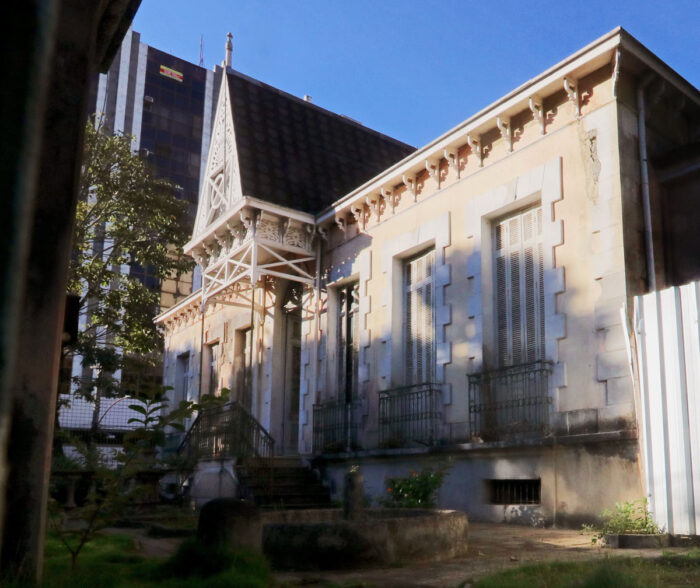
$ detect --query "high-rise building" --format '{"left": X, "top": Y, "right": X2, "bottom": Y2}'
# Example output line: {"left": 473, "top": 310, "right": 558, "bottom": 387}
{"left": 87, "top": 27, "right": 222, "bottom": 306}
{"left": 60, "top": 29, "right": 221, "bottom": 433}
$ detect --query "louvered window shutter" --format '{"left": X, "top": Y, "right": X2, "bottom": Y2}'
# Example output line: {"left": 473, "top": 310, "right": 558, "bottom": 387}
{"left": 405, "top": 250, "right": 436, "bottom": 385}
{"left": 337, "top": 288, "right": 347, "bottom": 397}
{"left": 495, "top": 208, "right": 544, "bottom": 367}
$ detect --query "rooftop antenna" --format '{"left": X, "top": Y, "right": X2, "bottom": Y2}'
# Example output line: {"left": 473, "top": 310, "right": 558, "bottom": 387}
{"left": 199, "top": 35, "right": 204, "bottom": 67}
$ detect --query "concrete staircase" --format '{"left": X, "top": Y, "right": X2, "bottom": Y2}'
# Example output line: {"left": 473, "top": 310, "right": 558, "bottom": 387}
{"left": 236, "top": 456, "right": 332, "bottom": 509}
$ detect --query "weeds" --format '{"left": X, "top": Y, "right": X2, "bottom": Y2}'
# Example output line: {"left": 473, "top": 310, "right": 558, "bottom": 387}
{"left": 581, "top": 499, "right": 661, "bottom": 543}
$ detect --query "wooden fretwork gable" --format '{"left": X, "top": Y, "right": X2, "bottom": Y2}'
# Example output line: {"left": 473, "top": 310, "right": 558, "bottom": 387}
{"left": 192, "top": 78, "right": 243, "bottom": 239}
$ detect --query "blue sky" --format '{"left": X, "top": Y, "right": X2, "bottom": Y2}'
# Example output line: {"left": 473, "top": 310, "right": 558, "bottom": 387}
{"left": 133, "top": 0, "right": 699, "bottom": 147}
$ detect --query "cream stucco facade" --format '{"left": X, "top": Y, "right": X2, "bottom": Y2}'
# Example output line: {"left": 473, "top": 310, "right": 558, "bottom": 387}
{"left": 157, "top": 28, "right": 700, "bottom": 525}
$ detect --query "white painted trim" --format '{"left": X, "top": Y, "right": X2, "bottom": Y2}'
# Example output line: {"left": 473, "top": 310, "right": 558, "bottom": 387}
{"left": 130, "top": 42, "right": 148, "bottom": 152}
{"left": 315, "top": 31, "right": 630, "bottom": 226}
{"left": 465, "top": 158, "right": 565, "bottom": 396}
{"left": 380, "top": 213, "right": 451, "bottom": 402}
{"left": 114, "top": 27, "right": 132, "bottom": 135}
{"left": 324, "top": 249, "right": 372, "bottom": 387}
{"left": 199, "top": 69, "right": 215, "bottom": 193}
{"left": 192, "top": 78, "right": 244, "bottom": 239}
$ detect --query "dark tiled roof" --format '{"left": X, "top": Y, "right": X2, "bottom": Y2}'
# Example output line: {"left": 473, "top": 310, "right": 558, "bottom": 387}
{"left": 227, "top": 71, "right": 415, "bottom": 214}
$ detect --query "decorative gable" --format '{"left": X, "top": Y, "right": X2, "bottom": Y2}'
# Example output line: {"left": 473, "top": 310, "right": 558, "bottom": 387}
{"left": 192, "top": 77, "right": 243, "bottom": 240}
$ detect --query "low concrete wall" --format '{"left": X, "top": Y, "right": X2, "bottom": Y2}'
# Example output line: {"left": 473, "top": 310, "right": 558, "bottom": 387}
{"left": 321, "top": 440, "right": 642, "bottom": 527}
{"left": 263, "top": 508, "right": 468, "bottom": 570}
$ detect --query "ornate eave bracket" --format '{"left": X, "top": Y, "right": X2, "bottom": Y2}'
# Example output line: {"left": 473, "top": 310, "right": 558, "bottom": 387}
{"left": 402, "top": 173, "right": 417, "bottom": 202}
{"left": 467, "top": 134, "right": 482, "bottom": 167}
{"left": 444, "top": 148, "right": 459, "bottom": 178}
{"left": 564, "top": 77, "right": 580, "bottom": 117}
{"left": 366, "top": 192, "right": 385, "bottom": 221}
{"left": 496, "top": 116, "right": 513, "bottom": 152}
{"left": 529, "top": 96, "right": 545, "bottom": 135}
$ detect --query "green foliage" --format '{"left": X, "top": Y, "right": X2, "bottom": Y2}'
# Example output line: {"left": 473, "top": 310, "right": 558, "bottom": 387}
{"left": 65, "top": 121, "right": 193, "bottom": 404}
{"left": 160, "top": 537, "right": 270, "bottom": 585}
{"left": 37, "top": 533, "right": 271, "bottom": 588}
{"left": 473, "top": 555, "right": 700, "bottom": 588}
{"left": 582, "top": 499, "right": 661, "bottom": 543}
{"left": 49, "top": 388, "right": 200, "bottom": 570}
{"left": 381, "top": 467, "right": 447, "bottom": 508}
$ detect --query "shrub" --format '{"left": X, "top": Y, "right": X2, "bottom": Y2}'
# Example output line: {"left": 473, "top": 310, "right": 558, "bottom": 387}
{"left": 582, "top": 499, "right": 661, "bottom": 542}
{"left": 381, "top": 468, "right": 446, "bottom": 508}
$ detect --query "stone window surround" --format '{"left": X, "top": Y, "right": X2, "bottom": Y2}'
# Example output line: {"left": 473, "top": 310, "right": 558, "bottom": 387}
{"left": 380, "top": 212, "right": 452, "bottom": 403}
{"left": 465, "top": 157, "right": 566, "bottom": 402}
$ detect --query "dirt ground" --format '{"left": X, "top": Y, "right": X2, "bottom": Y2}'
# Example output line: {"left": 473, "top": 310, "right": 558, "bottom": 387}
{"left": 111, "top": 522, "right": 695, "bottom": 587}
{"left": 273, "top": 522, "right": 693, "bottom": 587}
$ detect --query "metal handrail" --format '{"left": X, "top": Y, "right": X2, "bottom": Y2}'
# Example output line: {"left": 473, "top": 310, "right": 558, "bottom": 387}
{"left": 178, "top": 401, "right": 274, "bottom": 460}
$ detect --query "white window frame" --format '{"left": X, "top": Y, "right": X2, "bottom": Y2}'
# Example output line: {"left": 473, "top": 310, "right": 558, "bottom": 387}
{"left": 404, "top": 249, "right": 436, "bottom": 385}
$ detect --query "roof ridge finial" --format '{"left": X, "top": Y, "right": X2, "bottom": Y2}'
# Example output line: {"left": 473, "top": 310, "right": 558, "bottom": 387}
{"left": 224, "top": 32, "right": 233, "bottom": 69}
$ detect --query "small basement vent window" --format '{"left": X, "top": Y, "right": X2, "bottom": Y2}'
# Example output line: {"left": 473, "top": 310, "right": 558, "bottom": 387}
{"left": 488, "top": 479, "right": 541, "bottom": 505}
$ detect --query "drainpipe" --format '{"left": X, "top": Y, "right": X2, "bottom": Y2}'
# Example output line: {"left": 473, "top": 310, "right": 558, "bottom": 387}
{"left": 637, "top": 73, "right": 656, "bottom": 292}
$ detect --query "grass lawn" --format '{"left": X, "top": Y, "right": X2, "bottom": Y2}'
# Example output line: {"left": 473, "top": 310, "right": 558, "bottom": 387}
{"left": 472, "top": 551, "right": 700, "bottom": 588}
{"left": 37, "top": 533, "right": 271, "bottom": 588}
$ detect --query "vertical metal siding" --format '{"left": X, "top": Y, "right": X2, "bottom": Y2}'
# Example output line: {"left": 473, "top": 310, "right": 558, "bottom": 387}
{"left": 635, "top": 281, "right": 700, "bottom": 535}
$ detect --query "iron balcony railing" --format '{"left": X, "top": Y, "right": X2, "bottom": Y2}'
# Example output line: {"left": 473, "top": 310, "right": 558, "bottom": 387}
{"left": 312, "top": 400, "right": 361, "bottom": 454}
{"left": 468, "top": 360, "right": 552, "bottom": 441}
{"left": 378, "top": 383, "right": 442, "bottom": 448}
{"left": 178, "top": 402, "right": 274, "bottom": 461}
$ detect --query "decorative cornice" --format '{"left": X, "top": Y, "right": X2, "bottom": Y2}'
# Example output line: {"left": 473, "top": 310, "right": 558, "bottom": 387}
{"left": 425, "top": 159, "right": 439, "bottom": 184}
{"left": 496, "top": 116, "right": 512, "bottom": 152}
{"left": 402, "top": 174, "right": 416, "bottom": 202}
{"left": 381, "top": 186, "right": 399, "bottom": 213}
{"left": 443, "top": 148, "right": 459, "bottom": 177}
{"left": 467, "top": 134, "right": 482, "bottom": 167}
{"left": 316, "top": 29, "right": 635, "bottom": 228}
{"left": 563, "top": 77, "right": 579, "bottom": 116}
{"left": 365, "top": 192, "right": 385, "bottom": 221}
{"left": 529, "top": 96, "right": 545, "bottom": 135}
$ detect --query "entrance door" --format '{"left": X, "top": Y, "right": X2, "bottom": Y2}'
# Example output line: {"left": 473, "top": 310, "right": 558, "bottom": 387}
{"left": 282, "top": 283, "right": 302, "bottom": 454}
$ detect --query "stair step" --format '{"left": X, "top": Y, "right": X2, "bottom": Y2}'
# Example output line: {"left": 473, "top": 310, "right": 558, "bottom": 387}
{"left": 238, "top": 467, "right": 312, "bottom": 478}
{"left": 236, "top": 456, "right": 330, "bottom": 510}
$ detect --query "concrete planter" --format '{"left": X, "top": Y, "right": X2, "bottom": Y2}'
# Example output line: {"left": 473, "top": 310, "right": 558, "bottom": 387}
{"left": 602, "top": 533, "right": 670, "bottom": 548}
{"left": 263, "top": 508, "right": 469, "bottom": 570}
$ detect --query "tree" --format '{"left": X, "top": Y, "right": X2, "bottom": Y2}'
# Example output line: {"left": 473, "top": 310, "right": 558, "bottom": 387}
{"left": 62, "top": 122, "right": 193, "bottom": 425}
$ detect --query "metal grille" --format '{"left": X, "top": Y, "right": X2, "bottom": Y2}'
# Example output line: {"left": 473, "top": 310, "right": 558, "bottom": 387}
{"left": 58, "top": 393, "right": 147, "bottom": 435}
{"left": 379, "top": 383, "right": 441, "bottom": 448}
{"left": 178, "top": 402, "right": 274, "bottom": 461}
{"left": 488, "top": 479, "right": 541, "bottom": 505}
{"left": 468, "top": 360, "right": 551, "bottom": 441}
{"left": 312, "top": 401, "right": 360, "bottom": 453}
